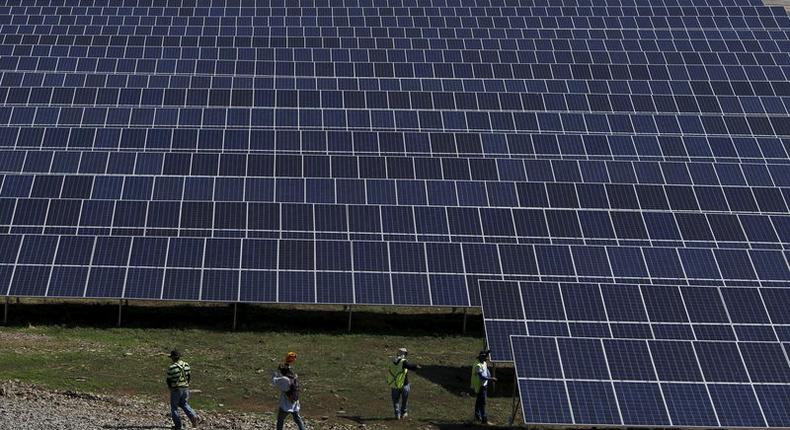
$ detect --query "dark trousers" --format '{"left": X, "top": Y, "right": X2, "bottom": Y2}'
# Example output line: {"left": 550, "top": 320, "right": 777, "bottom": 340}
{"left": 277, "top": 408, "right": 306, "bottom": 430}
{"left": 474, "top": 386, "right": 488, "bottom": 422}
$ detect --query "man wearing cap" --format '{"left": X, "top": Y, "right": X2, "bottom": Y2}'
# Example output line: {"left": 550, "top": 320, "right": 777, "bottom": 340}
{"left": 166, "top": 349, "right": 201, "bottom": 429}
{"left": 470, "top": 349, "right": 496, "bottom": 425}
{"left": 386, "top": 347, "right": 422, "bottom": 420}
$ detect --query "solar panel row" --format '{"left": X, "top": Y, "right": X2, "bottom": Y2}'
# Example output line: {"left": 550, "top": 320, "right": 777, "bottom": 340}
{"left": 512, "top": 335, "right": 790, "bottom": 427}
{"left": 481, "top": 277, "right": 790, "bottom": 427}
{"left": 3, "top": 130, "right": 789, "bottom": 161}
{"left": 5, "top": 28, "right": 788, "bottom": 43}
{"left": 4, "top": 236, "right": 789, "bottom": 309}
{"left": 4, "top": 201, "right": 790, "bottom": 253}
{"left": 4, "top": 152, "right": 790, "bottom": 181}
{"left": 2, "top": 110, "right": 789, "bottom": 138}
{"left": 0, "top": 0, "right": 772, "bottom": 6}
{"left": 482, "top": 281, "right": 790, "bottom": 359}
{"left": 2, "top": 153, "right": 790, "bottom": 183}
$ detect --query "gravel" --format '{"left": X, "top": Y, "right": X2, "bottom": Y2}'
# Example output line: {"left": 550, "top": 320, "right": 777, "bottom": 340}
{"left": 0, "top": 380, "right": 368, "bottom": 430}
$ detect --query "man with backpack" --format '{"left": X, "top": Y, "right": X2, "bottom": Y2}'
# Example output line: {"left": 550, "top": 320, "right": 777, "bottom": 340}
{"left": 166, "top": 349, "right": 201, "bottom": 429}
{"left": 386, "top": 347, "right": 421, "bottom": 420}
{"left": 272, "top": 351, "right": 306, "bottom": 430}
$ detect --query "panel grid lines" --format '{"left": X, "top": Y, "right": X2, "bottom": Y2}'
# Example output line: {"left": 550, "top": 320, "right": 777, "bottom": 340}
{"left": 2, "top": 2, "right": 789, "bottom": 409}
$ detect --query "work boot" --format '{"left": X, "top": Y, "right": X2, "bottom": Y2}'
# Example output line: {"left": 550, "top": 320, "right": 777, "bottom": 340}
{"left": 189, "top": 415, "right": 201, "bottom": 427}
{"left": 401, "top": 412, "right": 409, "bottom": 419}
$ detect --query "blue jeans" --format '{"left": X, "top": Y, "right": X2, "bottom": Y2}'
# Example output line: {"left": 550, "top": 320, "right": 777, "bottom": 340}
{"left": 277, "top": 407, "right": 306, "bottom": 430}
{"left": 170, "top": 388, "right": 197, "bottom": 429}
{"left": 391, "top": 384, "right": 411, "bottom": 417}
{"left": 474, "top": 386, "right": 488, "bottom": 422}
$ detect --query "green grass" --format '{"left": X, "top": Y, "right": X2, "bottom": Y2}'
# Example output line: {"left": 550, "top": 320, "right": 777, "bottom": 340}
{"left": 0, "top": 301, "right": 519, "bottom": 428}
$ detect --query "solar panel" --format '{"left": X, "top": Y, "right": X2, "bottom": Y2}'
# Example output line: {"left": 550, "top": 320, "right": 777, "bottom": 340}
{"left": 481, "top": 280, "right": 790, "bottom": 359}
{"left": 511, "top": 334, "right": 790, "bottom": 427}
{"left": 1, "top": 0, "right": 789, "bottom": 318}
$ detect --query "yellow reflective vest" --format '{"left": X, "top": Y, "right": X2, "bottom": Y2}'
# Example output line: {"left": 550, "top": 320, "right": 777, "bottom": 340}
{"left": 387, "top": 358, "right": 408, "bottom": 389}
{"left": 470, "top": 361, "right": 485, "bottom": 394}
{"left": 167, "top": 360, "right": 191, "bottom": 389}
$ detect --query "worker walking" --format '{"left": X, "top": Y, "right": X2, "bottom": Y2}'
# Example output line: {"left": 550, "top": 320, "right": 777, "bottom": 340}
{"left": 386, "top": 347, "right": 422, "bottom": 420}
{"left": 272, "top": 352, "right": 306, "bottom": 430}
{"left": 166, "top": 349, "right": 201, "bottom": 429}
{"left": 470, "top": 349, "right": 496, "bottom": 425}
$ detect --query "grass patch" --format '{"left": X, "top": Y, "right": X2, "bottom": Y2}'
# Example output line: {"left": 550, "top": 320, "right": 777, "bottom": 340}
{"left": 0, "top": 301, "right": 519, "bottom": 428}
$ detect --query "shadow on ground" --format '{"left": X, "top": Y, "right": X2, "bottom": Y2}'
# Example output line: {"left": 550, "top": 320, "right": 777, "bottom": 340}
{"left": 428, "top": 423, "right": 518, "bottom": 429}
{"left": 101, "top": 426, "right": 170, "bottom": 430}
{"left": 419, "top": 365, "right": 516, "bottom": 398}
{"left": 338, "top": 415, "right": 400, "bottom": 424}
{"left": 338, "top": 416, "right": 519, "bottom": 429}
{"left": 1, "top": 300, "right": 484, "bottom": 337}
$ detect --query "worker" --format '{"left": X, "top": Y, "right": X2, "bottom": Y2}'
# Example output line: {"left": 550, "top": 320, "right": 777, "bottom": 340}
{"left": 470, "top": 349, "right": 496, "bottom": 425}
{"left": 166, "top": 349, "right": 201, "bottom": 429}
{"left": 272, "top": 351, "right": 306, "bottom": 430}
{"left": 386, "top": 347, "right": 422, "bottom": 420}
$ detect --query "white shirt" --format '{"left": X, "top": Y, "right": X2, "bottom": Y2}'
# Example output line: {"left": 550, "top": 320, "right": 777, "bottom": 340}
{"left": 272, "top": 373, "right": 300, "bottom": 412}
{"left": 478, "top": 362, "right": 491, "bottom": 388}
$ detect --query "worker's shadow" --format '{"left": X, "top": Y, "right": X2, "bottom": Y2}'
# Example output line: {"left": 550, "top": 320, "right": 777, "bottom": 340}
{"left": 417, "top": 365, "right": 516, "bottom": 398}
{"left": 427, "top": 423, "right": 516, "bottom": 429}
{"left": 337, "top": 415, "right": 400, "bottom": 424}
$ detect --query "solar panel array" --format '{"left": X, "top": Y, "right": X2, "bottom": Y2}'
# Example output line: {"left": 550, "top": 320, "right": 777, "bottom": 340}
{"left": 480, "top": 278, "right": 790, "bottom": 426}
{"left": 481, "top": 278, "right": 790, "bottom": 355}
{"left": 1, "top": 0, "right": 790, "bottom": 308}
{"left": 511, "top": 334, "right": 790, "bottom": 427}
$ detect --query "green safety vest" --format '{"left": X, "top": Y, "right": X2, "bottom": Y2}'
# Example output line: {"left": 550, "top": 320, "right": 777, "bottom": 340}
{"left": 387, "top": 358, "right": 408, "bottom": 389}
{"left": 470, "top": 361, "right": 484, "bottom": 394}
{"left": 167, "top": 360, "right": 191, "bottom": 389}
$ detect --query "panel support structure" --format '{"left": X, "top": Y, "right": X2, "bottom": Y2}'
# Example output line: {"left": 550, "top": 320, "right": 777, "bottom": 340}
{"left": 232, "top": 303, "right": 238, "bottom": 331}
{"left": 3, "top": 297, "right": 9, "bottom": 325}
{"left": 346, "top": 305, "right": 353, "bottom": 333}
{"left": 462, "top": 308, "right": 467, "bottom": 335}
{"left": 117, "top": 300, "right": 123, "bottom": 327}
{"left": 490, "top": 364, "right": 497, "bottom": 393}
{"left": 508, "top": 379, "right": 521, "bottom": 426}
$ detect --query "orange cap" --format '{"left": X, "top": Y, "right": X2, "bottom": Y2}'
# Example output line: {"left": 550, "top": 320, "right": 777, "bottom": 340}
{"left": 284, "top": 352, "right": 297, "bottom": 364}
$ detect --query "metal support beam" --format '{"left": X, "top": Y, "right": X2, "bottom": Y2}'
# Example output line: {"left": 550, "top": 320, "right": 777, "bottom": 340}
{"left": 117, "top": 300, "right": 123, "bottom": 327}
{"left": 232, "top": 303, "right": 238, "bottom": 331}
{"left": 509, "top": 377, "right": 521, "bottom": 426}
{"left": 491, "top": 363, "right": 497, "bottom": 393}
{"left": 3, "top": 296, "right": 9, "bottom": 325}
{"left": 346, "top": 305, "right": 353, "bottom": 333}
{"left": 462, "top": 307, "right": 468, "bottom": 335}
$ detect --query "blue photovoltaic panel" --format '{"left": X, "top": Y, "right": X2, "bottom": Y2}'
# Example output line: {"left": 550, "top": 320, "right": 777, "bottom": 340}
{"left": 512, "top": 335, "right": 790, "bottom": 427}
{"left": 482, "top": 279, "right": 790, "bottom": 358}
{"left": 484, "top": 278, "right": 790, "bottom": 427}
{"left": 0, "top": 0, "right": 788, "bottom": 376}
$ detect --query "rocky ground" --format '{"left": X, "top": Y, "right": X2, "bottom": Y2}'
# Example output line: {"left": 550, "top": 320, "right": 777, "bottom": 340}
{"left": 0, "top": 380, "right": 373, "bottom": 430}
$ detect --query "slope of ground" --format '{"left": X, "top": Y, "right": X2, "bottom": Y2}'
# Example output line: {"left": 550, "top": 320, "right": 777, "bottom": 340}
{"left": 0, "top": 379, "right": 369, "bottom": 430}
{"left": 0, "top": 302, "right": 516, "bottom": 429}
